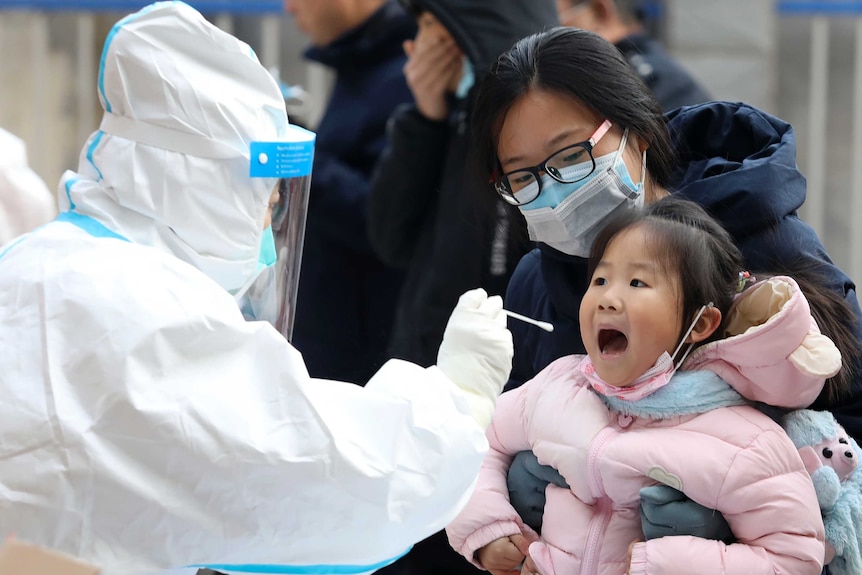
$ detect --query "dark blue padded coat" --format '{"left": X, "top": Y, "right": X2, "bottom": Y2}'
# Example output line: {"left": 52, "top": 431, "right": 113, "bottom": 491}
{"left": 291, "top": 1, "right": 414, "bottom": 384}
{"left": 504, "top": 101, "right": 862, "bottom": 440}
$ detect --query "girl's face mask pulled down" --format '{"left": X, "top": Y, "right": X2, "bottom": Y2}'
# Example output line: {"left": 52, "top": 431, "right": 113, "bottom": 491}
{"left": 581, "top": 303, "right": 713, "bottom": 401}
{"left": 518, "top": 130, "right": 646, "bottom": 258}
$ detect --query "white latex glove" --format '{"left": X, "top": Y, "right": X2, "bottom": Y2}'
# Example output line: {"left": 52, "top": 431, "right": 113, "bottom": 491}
{"left": 437, "top": 288, "right": 513, "bottom": 428}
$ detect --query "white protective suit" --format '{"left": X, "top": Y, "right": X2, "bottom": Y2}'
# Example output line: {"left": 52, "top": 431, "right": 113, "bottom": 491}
{"left": 0, "top": 127, "right": 56, "bottom": 244}
{"left": 0, "top": 2, "right": 512, "bottom": 574}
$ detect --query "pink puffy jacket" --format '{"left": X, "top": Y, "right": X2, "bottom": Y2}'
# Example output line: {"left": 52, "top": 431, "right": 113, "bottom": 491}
{"left": 447, "top": 277, "right": 834, "bottom": 575}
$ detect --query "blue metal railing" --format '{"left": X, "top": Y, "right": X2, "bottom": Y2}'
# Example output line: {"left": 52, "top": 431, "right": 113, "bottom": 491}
{"left": 778, "top": 1, "right": 862, "bottom": 15}
{"left": 0, "top": 0, "right": 282, "bottom": 12}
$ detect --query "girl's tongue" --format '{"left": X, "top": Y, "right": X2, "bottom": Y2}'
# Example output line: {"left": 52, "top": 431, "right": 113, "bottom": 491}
{"left": 599, "top": 329, "right": 628, "bottom": 355}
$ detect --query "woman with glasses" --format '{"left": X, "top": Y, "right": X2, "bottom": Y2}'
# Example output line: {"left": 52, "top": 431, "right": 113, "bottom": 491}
{"left": 470, "top": 24, "right": 862, "bottom": 553}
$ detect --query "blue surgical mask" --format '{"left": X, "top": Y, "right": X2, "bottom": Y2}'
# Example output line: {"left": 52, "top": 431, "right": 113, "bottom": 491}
{"left": 519, "top": 129, "right": 646, "bottom": 257}
{"left": 259, "top": 225, "right": 276, "bottom": 268}
{"left": 233, "top": 226, "right": 279, "bottom": 321}
{"left": 455, "top": 59, "right": 475, "bottom": 100}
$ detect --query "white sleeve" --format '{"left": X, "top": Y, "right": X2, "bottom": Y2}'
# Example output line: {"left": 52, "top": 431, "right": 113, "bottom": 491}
{"left": 0, "top": 246, "right": 488, "bottom": 575}
{"left": 72, "top": 329, "right": 485, "bottom": 575}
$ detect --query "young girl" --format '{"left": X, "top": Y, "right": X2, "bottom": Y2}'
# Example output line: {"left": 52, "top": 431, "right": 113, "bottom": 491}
{"left": 446, "top": 196, "right": 854, "bottom": 575}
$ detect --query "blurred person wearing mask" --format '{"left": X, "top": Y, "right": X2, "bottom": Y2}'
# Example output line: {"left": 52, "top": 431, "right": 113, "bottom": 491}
{"left": 558, "top": 0, "right": 710, "bottom": 111}
{"left": 368, "top": 0, "right": 558, "bottom": 371}
{"left": 368, "top": 3, "right": 558, "bottom": 573}
{"left": 0, "top": 2, "right": 515, "bottom": 574}
{"left": 0, "top": 127, "right": 56, "bottom": 244}
{"left": 284, "top": 0, "right": 415, "bottom": 384}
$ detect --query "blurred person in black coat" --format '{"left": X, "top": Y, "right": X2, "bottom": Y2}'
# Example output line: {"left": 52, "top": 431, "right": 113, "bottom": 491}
{"left": 285, "top": 0, "right": 415, "bottom": 384}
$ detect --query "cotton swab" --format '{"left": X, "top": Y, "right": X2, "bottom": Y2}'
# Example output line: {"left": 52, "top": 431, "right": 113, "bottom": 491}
{"left": 503, "top": 309, "right": 555, "bottom": 332}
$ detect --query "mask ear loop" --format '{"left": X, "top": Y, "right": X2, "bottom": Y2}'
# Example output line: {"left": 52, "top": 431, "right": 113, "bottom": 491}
{"left": 612, "top": 129, "right": 647, "bottom": 198}
{"left": 638, "top": 149, "right": 647, "bottom": 188}
{"left": 612, "top": 128, "right": 630, "bottom": 170}
{"left": 671, "top": 302, "right": 715, "bottom": 370}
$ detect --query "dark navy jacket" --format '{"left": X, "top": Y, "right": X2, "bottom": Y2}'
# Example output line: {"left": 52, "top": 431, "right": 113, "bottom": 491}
{"left": 616, "top": 33, "right": 710, "bottom": 112}
{"left": 291, "top": 1, "right": 415, "bottom": 385}
{"left": 368, "top": 0, "right": 559, "bottom": 368}
{"left": 504, "top": 101, "right": 862, "bottom": 441}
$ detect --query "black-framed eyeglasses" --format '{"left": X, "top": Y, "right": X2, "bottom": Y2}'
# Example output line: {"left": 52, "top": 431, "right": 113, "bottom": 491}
{"left": 492, "top": 119, "right": 613, "bottom": 206}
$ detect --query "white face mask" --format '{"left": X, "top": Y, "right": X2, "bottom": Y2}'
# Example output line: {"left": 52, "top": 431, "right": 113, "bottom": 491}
{"left": 519, "top": 129, "right": 646, "bottom": 257}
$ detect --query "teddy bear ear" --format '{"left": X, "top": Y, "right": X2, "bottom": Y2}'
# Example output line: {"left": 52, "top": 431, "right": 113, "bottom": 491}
{"left": 788, "top": 329, "right": 842, "bottom": 379}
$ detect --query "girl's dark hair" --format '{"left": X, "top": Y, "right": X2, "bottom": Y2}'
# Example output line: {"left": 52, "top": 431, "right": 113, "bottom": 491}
{"left": 588, "top": 196, "right": 743, "bottom": 349}
{"left": 470, "top": 27, "right": 677, "bottom": 191}
{"left": 588, "top": 195, "right": 859, "bottom": 402}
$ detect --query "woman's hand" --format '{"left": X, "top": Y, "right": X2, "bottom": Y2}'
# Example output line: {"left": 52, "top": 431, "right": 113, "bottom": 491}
{"left": 477, "top": 534, "right": 532, "bottom": 575}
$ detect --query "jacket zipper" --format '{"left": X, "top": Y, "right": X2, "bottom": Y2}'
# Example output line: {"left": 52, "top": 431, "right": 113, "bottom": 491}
{"left": 582, "top": 425, "right": 618, "bottom": 575}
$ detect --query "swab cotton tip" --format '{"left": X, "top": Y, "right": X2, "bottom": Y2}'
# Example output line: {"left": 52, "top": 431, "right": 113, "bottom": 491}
{"left": 503, "top": 309, "right": 554, "bottom": 332}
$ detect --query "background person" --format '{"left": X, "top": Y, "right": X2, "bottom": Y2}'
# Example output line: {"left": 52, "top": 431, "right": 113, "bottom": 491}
{"left": 284, "top": 0, "right": 415, "bottom": 384}
{"left": 0, "top": 126, "right": 56, "bottom": 244}
{"left": 0, "top": 3, "right": 514, "bottom": 573}
{"left": 557, "top": 0, "right": 709, "bottom": 111}
{"left": 368, "top": 0, "right": 557, "bottom": 369}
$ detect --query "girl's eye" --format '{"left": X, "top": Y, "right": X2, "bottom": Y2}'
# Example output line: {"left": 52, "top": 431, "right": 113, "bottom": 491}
{"left": 593, "top": 277, "right": 607, "bottom": 286}
{"left": 630, "top": 279, "right": 647, "bottom": 288}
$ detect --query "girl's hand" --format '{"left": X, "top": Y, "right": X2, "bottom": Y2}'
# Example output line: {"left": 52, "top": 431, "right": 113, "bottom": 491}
{"left": 477, "top": 534, "right": 531, "bottom": 575}
{"left": 521, "top": 552, "right": 538, "bottom": 575}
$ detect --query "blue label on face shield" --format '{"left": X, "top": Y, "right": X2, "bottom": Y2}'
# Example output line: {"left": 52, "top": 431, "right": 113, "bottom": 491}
{"left": 250, "top": 125, "right": 316, "bottom": 178}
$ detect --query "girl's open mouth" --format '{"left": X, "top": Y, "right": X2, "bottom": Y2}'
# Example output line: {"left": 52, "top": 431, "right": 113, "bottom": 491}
{"left": 598, "top": 329, "right": 628, "bottom": 355}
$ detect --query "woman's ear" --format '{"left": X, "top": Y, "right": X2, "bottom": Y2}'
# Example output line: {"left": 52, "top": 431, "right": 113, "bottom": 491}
{"left": 686, "top": 305, "right": 722, "bottom": 344}
{"left": 626, "top": 133, "right": 649, "bottom": 155}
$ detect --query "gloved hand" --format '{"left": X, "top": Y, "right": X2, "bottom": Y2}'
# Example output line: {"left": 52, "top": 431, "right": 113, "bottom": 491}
{"left": 507, "top": 450, "right": 569, "bottom": 534}
{"left": 639, "top": 485, "right": 735, "bottom": 543}
{"left": 437, "top": 288, "right": 513, "bottom": 429}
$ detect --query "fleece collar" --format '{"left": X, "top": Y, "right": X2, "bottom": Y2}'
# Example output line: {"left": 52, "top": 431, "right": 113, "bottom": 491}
{"left": 598, "top": 370, "right": 749, "bottom": 419}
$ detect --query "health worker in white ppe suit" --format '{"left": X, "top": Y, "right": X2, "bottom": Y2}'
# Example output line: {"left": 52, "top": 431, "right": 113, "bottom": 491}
{"left": 0, "top": 127, "right": 56, "bottom": 244}
{"left": 0, "top": 3, "right": 513, "bottom": 575}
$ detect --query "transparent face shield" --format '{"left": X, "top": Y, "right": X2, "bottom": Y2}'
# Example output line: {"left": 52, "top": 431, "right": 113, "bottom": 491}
{"left": 235, "top": 125, "right": 316, "bottom": 342}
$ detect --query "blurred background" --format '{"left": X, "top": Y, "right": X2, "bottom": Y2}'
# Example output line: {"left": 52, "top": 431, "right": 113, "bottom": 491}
{"left": 0, "top": 0, "right": 859, "bottom": 281}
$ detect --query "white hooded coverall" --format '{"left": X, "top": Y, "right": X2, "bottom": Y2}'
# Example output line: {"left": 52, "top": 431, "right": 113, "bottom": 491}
{"left": 0, "top": 127, "right": 56, "bottom": 244}
{"left": 0, "top": 2, "right": 510, "bottom": 574}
